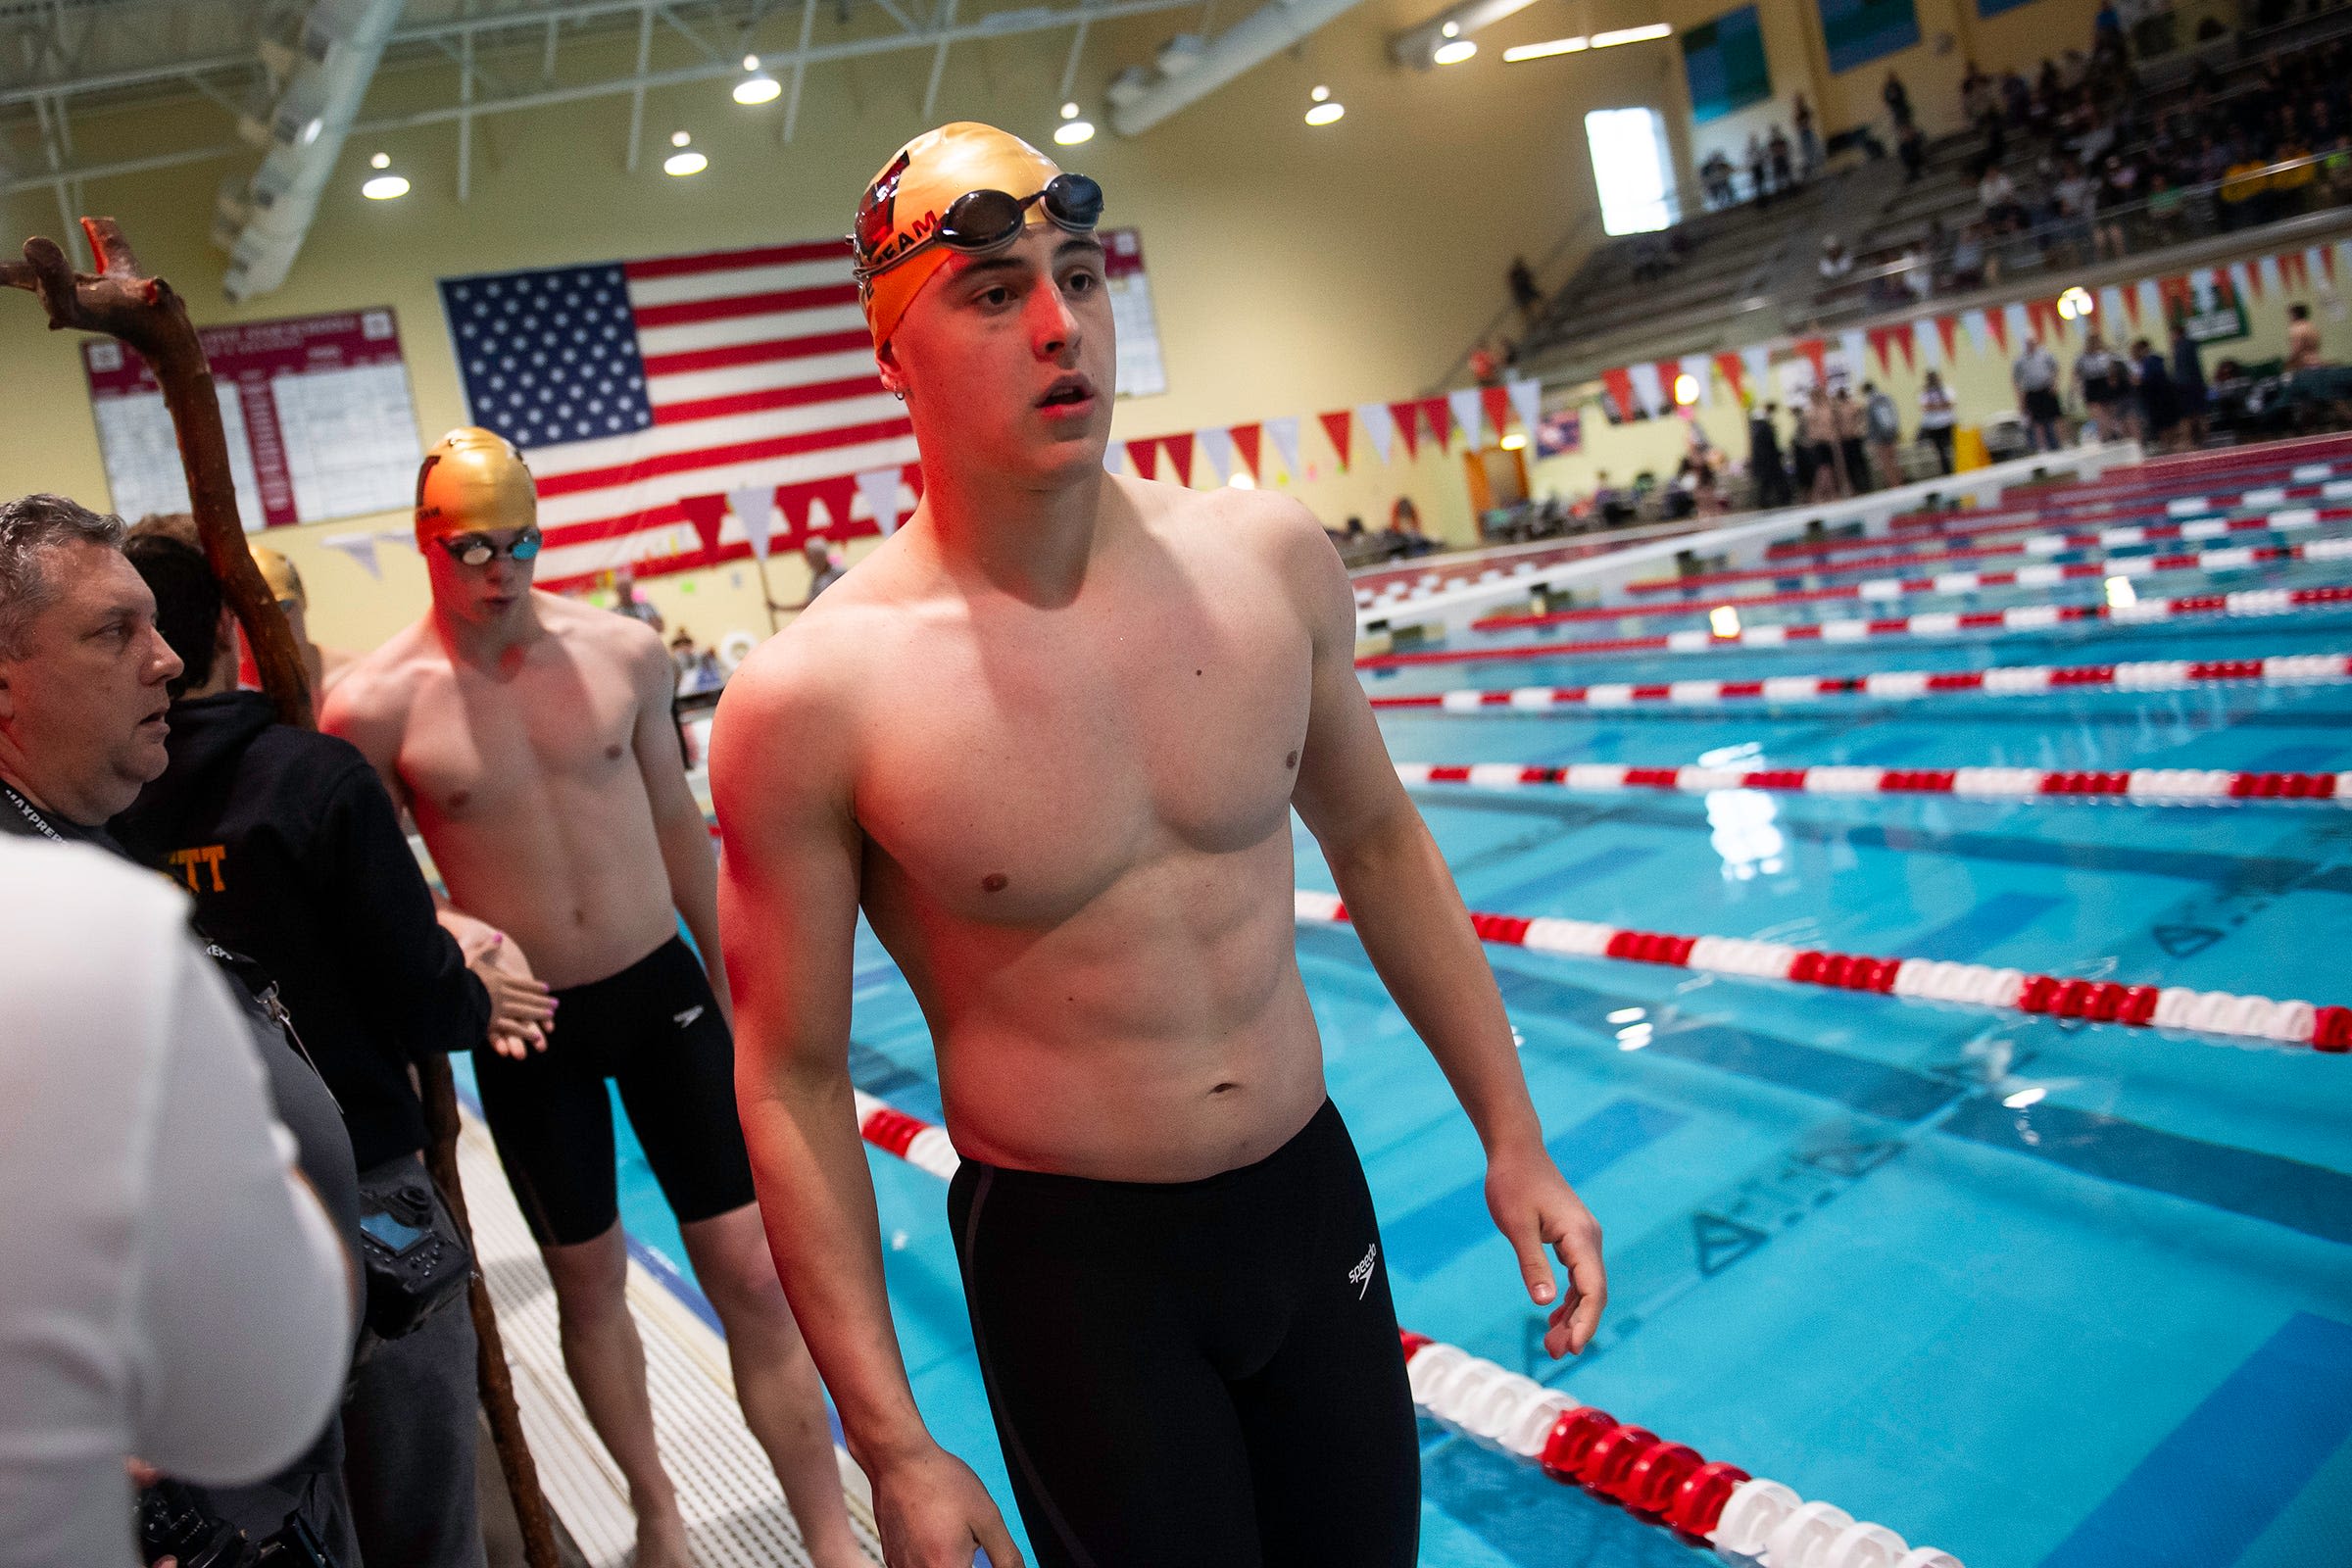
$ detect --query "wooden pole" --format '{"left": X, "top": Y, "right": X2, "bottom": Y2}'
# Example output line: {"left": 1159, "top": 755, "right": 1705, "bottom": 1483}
{"left": 6, "top": 219, "right": 561, "bottom": 1568}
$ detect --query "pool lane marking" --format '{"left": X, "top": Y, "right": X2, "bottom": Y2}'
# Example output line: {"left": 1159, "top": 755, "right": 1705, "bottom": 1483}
{"left": 1359, "top": 586, "right": 2352, "bottom": 670}
{"left": 1384, "top": 1098, "right": 1690, "bottom": 1278}
{"left": 1367, "top": 652, "right": 2352, "bottom": 710}
{"left": 1397, "top": 760, "right": 2352, "bottom": 806}
{"left": 2034, "top": 1312, "right": 2352, "bottom": 1568}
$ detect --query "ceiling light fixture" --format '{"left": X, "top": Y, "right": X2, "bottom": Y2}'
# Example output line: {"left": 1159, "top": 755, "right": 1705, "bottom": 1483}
{"left": 1054, "top": 116, "right": 1096, "bottom": 145}
{"left": 1305, "top": 99, "right": 1346, "bottom": 124}
{"left": 1433, "top": 37, "right": 1477, "bottom": 63}
{"left": 1502, "top": 35, "right": 1590, "bottom": 61}
{"left": 1591, "top": 23, "right": 1672, "bottom": 46}
{"left": 362, "top": 173, "right": 409, "bottom": 199}
{"left": 664, "top": 134, "right": 707, "bottom": 175}
{"left": 734, "top": 54, "right": 782, "bottom": 104}
{"left": 368, "top": 152, "right": 389, "bottom": 169}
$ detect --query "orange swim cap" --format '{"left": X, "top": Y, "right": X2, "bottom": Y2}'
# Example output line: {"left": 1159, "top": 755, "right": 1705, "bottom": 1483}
{"left": 852, "top": 122, "right": 1064, "bottom": 349}
{"left": 415, "top": 427, "right": 536, "bottom": 542}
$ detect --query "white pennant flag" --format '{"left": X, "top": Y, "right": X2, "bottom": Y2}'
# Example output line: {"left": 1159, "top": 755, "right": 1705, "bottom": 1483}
{"left": 1507, "top": 377, "right": 1542, "bottom": 434}
{"left": 2336, "top": 240, "right": 2352, "bottom": 285}
{"left": 2188, "top": 266, "right": 2218, "bottom": 308}
{"left": 320, "top": 530, "right": 382, "bottom": 580}
{"left": 2135, "top": 278, "right": 2163, "bottom": 328}
{"left": 1103, "top": 443, "right": 1126, "bottom": 476}
{"left": 2003, "top": 301, "right": 2032, "bottom": 350}
{"left": 2307, "top": 245, "right": 2330, "bottom": 290}
{"left": 856, "top": 467, "right": 906, "bottom": 536}
{"left": 728, "top": 486, "right": 776, "bottom": 562}
{"left": 1265, "top": 416, "right": 1302, "bottom": 480}
{"left": 1680, "top": 355, "right": 1713, "bottom": 406}
{"left": 2230, "top": 261, "right": 2256, "bottom": 304}
{"left": 1353, "top": 404, "right": 1396, "bottom": 466}
{"left": 1740, "top": 346, "right": 1771, "bottom": 400}
{"left": 1447, "top": 387, "right": 1485, "bottom": 448}
{"left": 1626, "top": 362, "right": 1665, "bottom": 417}
{"left": 2099, "top": 285, "right": 2130, "bottom": 328}
{"left": 1913, "top": 317, "right": 1943, "bottom": 369}
{"left": 1198, "top": 425, "right": 1237, "bottom": 484}
{"left": 1838, "top": 329, "right": 1868, "bottom": 382}
{"left": 1961, "top": 309, "right": 1991, "bottom": 355}
{"left": 2259, "top": 253, "right": 2283, "bottom": 298}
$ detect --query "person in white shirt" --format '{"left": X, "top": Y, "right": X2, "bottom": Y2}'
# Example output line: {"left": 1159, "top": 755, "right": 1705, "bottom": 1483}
{"left": 1917, "top": 369, "right": 1959, "bottom": 474}
{"left": 0, "top": 837, "right": 353, "bottom": 1568}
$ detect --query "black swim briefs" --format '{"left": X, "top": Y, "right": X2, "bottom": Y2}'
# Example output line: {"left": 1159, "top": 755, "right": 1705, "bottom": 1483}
{"left": 471, "top": 936, "right": 755, "bottom": 1248}
{"left": 949, "top": 1099, "right": 1420, "bottom": 1568}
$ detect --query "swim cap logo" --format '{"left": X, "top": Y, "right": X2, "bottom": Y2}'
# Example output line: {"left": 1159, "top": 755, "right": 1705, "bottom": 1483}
{"left": 856, "top": 151, "right": 911, "bottom": 266}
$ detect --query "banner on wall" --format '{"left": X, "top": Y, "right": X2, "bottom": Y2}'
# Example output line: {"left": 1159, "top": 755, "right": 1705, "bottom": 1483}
{"left": 1535, "top": 410, "right": 1583, "bottom": 457}
{"left": 1682, "top": 5, "right": 1772, "bottom": 125}
{"left": 2176, "top": 270, "right": 2251, "bottom": 345}
{"left": 1816, "top": 0, "right": 1919, "bottom": 74}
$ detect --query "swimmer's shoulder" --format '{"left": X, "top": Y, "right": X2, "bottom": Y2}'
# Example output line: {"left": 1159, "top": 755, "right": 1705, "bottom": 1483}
{"left": 320, "top": 618, "right": 437, "bottom": 737}
{"left": 539, "top": 591, "right": 672, "bottom": 685}
{"left": 1134, "top": 478, "right": 1348, "bottom": 601}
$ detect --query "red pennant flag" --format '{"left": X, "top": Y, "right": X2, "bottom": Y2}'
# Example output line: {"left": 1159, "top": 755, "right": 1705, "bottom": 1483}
{"left": 1230, "top": 422, "right": 1262, "bottom": 480}
{"left": 1986, "top": 307, "right": 2010, "bottom": 356}
{"left": 2121, "top": 287, "right": 2144, "bottom": 327}
{"left": 2327, "top": 249, "right": 2341, "bottom": 286}
{"left": 1318, "top": 411, "right": 1354, "bottom": 471}
{"left": 1865, "top": 326, "right": 1895, "bottom": 375}
{"left": 2026, "top": 299, "right": 2057, "bottom": 342}
{"left": 2283, "top": 252, "right": 2309, "bottom": 290}
{"left": 809, "top": 474, "right": 862, "bottom": 539}
{"left": 1126, "top": 438, "right": 1160, "bottom": 481}
{"left": 1713, "top": 351, "right": 1746, "bottom": 403}
{"left": 1796, "top": 338, "right": 1829, "bottom": 383}
{"left": 1420, "top": 396, "right": 1452, "bottom": 450}
{"left": 1936, "top": 316, "right": 1959, "bottom": 361}
{"left": 1388, "top": 401, "right": 1422, "bottom": 461}
{"left": 678, "top": 493, "right": 729, "bottom": 559}
{"left": 1482, "top": 384, "right": 1513, "bottom": 440}
{"left": 1653, "top": 360, "right": 1684, "bottom": 408}
{"left": 1162, "top": 430, "right": 1197, "bottom": 488}
{"left": 1600, "top": 367, "right": 1637, "bottom": 421}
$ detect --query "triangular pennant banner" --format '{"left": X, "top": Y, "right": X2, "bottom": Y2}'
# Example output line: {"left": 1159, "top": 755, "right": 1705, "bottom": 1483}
{"left": 2289, "top": 249, "right": 2315, "bottom": 290}
{"left": 1713, "top": 351, "right": 1746, "bottom": 403}
{"left": 1866, "top": 325, "right": 1897, "bottom": 375}
{"left": 1420, "top": 396, "right": 1453, "bottom": 449}
{"left": 1600, "top": 367, "right": 1638, "bottom": 421}
{"left": 2000, "top": 302, "right": 2028, "bottom": 353}
{"left": 728, "top": 486, "right": 776, "bottom": 561}
{"left": 1913, "top": 317, "right": 1941, "bottom": 370}
{"left": 1961, "top": 308, "right": 1991, "bottom": 356}
{"left": 2259, "top": 253, "right": 2283, "bottom": 298}
{"left": 1678, "top": 355, "right": 1712, "bottom": 407}
{"left": 1796, "top": 338, "right": 1829, "bottom": 384}
{"left": 806, "top": 474, "right": 862, "bottom": 539}
{"left": 1198, "top": 425, "right": 1236, "bottom": 485}
{"left": 2230, "top": 260, "right": 2258, "bottom": 303}
{"left": 1265, "top": 416, "right": 1301, "bottom": 480}
{"left": 678, "top": 493, "right": 729, "bottom": 558}
{"left": 1506, "top": 377, "right": 1542, "bottom": 435}
{"left": 1318, "top": 411, "right": 1354, "bottom": 471}
{"left": 1937, "top": 316, "right": 1958, "bottom": 362}
{"left": 2099, "top": 284, "right": 2130, "bottom": 327}
{"left": 1230, "top": 422, "right": 1263, "bottom": 481}
{"left": 320, "top": 530, "right": 382, "bottom": 580}
{"left": 1161, "top": 430, "right": 1197, "bottom": 488}
{"left": 1740, "top": 346, "right": 1771, "bottom": 400}
{"left": 2328, "top": 244, "right": 2344, "bottom": 286}
{"left": 1355, "top": 404, "right": 1396, "bottom": 465}
{"left": 1448, "top": 387, "right": 1485, "bottom": 448}
{"left": 1482, "top": 383, "right": 1514, "bottom": 438}
{"left": 1103, "top": 442, "right": 1126, "bottom": 476}
{"left": 856, "top": 466, "right": 906, "bottom": 536}
{"left": 1837, "top": 330, "right": 1868, "bottom": 380}
{"left": 1125, "top": 438, "right": 1160, "bottom": 481}
{"left": 1626, "top": 362, "right": 1665, "bottom": 417}
{"left": 2134, "top": 278, "right": 2162, "bottom": 328}
{"left": 1385, "top": 401, "right": 1422, "bottom": 461}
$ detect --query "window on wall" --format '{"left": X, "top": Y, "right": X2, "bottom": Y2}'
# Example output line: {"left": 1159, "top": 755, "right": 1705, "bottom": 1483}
{"left": 1586, "top": 108, "right": 1675, "bottom": 235}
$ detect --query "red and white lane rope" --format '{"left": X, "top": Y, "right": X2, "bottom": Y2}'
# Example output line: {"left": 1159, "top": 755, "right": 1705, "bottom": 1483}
{"left": 1768, "top": 502, "right": 2352, "bottom": 565}
{"left": 845, "top": 1091, "right": 1965, "bottom": 1567}
{"left": 1295, "top": 891, "right": 2352, "bottom": 1051}
{"left": 1394, "top": 760, "right": 2350, "bottom": 807}
{"left": 1481, "top": 540, "right": 2352, "bottom": 631}
{"left": 1358, "top": 586, "right": 2352, "bottom": 669}
{"left": 1364, "top": 653, "right": 2352, "bottom": 711}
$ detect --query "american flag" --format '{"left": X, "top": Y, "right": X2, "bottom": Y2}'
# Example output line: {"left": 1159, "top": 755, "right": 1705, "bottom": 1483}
{"left": 438, "top": 237, "right": 921, "bottom": 593}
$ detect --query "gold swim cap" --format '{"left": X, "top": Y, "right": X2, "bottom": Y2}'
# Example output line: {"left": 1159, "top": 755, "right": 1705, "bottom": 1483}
{"left": 852, "top": 122, "right": 1065, "bottom": 349}
{"left": 416, "top": 427, "right": 536, "bottom": 542}
{"left": 250, "top": 544, "right": 305, "bottom": 612}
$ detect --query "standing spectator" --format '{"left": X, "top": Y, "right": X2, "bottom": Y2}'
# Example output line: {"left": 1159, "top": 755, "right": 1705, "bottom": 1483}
{"left": 1884, "top": 72, "right": 1914, "bottom": 133}
{"left": 1748, "top": 401, "right": 1792, "bottom": 509}
{"left": 2132, "top": 337, "right": 2182, "bottom": 452}
{"left": 1747, "top": 131, "right": 1771, "bottom": 208}
{"left": 1507, "top": 256, "right": 1542, "bottom": 323}
{"left": 1918, "top": 369, "right": 1959, "bottom": 474}
{"left": 801, "top": 535, "right": 848, "bottom": 604}
{"left": 1801, "top": 390, "right": 1841, "bottom": 500}
{"left": 1899, "top": 121, "right": 1929, "bottom": 182}
{"left": 2171, "top": 319, "right": 2211, "bottom": 446}
{"left": 2074, "top": 330, "right": 2127, "bottom": 442}
{"left": 1833, "top": 387, "right": 1871, "bottom": 495}
{"left": 1788, "top": 402, "right": 1819, "bottom": 499}
{"left": 0, "top": 839, "right": 355, "bottom": 1568}
{"left": 1863, "top": 382, "right": 1904, "bottom": 489}
{"left": 2287, "top": 302, "right": 2325, "bottom": 372}
{"left": 2014, "top": 336, "right": 2066, "bottom": 451}
{"left": 1768, "top": 124, "right": 1795, "bottom": 194}
{"left": 1794, "top": 95, "right": 1823, "bottom": 178}
{"left": 115, "top": 535, "right": 556, "bottom": 1568}
{"left": 611, "top": 562, "right": 665, "bottom": 632}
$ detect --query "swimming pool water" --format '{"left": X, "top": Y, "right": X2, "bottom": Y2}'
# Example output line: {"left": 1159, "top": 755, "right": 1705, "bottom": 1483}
{"left": 557, "top": 548, "right": 2352, "bottom": 1565}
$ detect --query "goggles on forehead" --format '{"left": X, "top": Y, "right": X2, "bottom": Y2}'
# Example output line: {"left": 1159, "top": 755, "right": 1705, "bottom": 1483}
{"left": 434, "top": 528, "right": 543, "bottom": 567}
{"left": 851, "top": 172, "right": 1104, "bottom": 285}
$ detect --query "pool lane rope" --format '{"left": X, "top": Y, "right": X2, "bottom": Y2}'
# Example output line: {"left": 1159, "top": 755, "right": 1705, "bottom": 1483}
{"left": 1394, "top": 760, "right": 2350, "bottom": 807}
{"left": 1357, "top": 586, "right": 2352, "bottom": 669}
{"left": 1485, "top": 538, "right": 2352, "bottom": 629}
{"left": 845, "top": 1089, "right": 1966, "bottom": 1568}
{"left": 1294, "top": 891, "right": 2351, "bottom": 1052}
{"left": 1739, "top": 506, "right": 2352, "bottom": 578}
{"left": 1366, "top": 652, "right": 2352, "bottom": 712}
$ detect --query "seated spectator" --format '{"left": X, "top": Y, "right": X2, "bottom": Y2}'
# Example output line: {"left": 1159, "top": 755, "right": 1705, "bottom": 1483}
{"left": 1818, "top": 234, "right": 1854, "bottom": 282}
{"left": 2143, "top": 171, "right": 2188, "bottom": 246}
{"left": 0, "top": 836, "right": 355, "bottom": 1568}
{"left": 2052, "top": 156, "right": 2097, "bottom": 262}
{"left": 1592, "top": 470, "right": 1637, "bottom": 525}
{"left": 1979, "top": 161, "right": 2024, "bottom": 227}
{"left": 2220, "top": 150, "right": 2271, "bottom": 229}
{"left": 1917, "top": 370, "right": 1958, "bottom": 474}
{"left": 2271, "top": 136, "right": 2318, "bottom": 217}
{"left": 1390, "top": 497, "right": 1438, "bottom": 556}
{"left": 1948, "top": 222, "right": 1992, "bottom": 290}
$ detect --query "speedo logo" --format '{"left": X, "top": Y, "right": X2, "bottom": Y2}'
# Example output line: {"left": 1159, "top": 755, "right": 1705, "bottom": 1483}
{"left": 1348, "top": 1242, "right": 1378, "bottom": 1299}
{"left": 673, "top": 1004, "right": 705, "bottom": 1029}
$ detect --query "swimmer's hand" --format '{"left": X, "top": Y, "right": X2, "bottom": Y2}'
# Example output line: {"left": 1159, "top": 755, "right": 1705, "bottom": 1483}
{"left": 1487, "top": 1143, "right": 1607, "bottom": 1358}
{"left": 467, "top": 932, "right": 557, "bottom": 1057}
{"left": 867, "top": 1444, "right": 1023, "bottom": 1568}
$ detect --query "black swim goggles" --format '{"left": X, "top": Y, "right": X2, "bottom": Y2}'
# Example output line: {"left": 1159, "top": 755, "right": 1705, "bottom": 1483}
{"left": 851, "top": 172, "right": 1104, "bottom": 284}
{"left": 434, "top": 528, "right": 543, "bottom": 567}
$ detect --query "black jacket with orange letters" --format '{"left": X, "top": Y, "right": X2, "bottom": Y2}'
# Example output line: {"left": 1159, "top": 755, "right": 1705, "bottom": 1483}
{"left": 114, "top": 689, "right": 491, "bottom": 1170}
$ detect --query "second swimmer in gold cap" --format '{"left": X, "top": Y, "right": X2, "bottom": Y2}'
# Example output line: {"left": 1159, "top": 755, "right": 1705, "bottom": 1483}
{"left": 721, "top": 122, "right": 1600, "bottom": 1568}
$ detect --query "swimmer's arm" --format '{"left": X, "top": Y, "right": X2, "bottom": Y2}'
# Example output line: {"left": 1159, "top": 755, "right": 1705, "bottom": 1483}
{"left": 629, "top": 628, "right": 731, "bottom": 1020}
{"left": 1274, "top": 507, "right": 1606, "bottom": 1354}
{"left": 710, "top": 655, "right": 933, "bottom": 1467}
